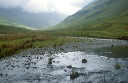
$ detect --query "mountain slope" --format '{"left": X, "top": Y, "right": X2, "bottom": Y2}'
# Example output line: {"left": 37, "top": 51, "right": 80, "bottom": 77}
{"left": 0, "top": 24, "right": 30, "bottom": 34}
{"left": 45, "top": 0, "right": 128, "bottom": 32}
{"left": 0, "top": 8, "right": 67, "bottom": 29}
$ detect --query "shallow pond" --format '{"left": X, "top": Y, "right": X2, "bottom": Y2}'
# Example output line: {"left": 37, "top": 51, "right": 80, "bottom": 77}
{"left": 0, "top": 38, "right": 128, "bottom": 83}
{"left": 94, "top": 46, "right": 128, "bottom": 58}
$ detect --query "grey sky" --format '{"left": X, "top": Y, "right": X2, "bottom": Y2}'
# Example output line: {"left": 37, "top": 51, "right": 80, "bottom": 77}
{"left": 0, "top": 0, "right": 94, "bottom": 15}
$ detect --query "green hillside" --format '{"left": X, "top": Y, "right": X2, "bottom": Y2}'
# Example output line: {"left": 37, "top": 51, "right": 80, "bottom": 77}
{"left": 0, "top": 15, "right": 36, "bottom": 30}
{"left": 44, "top": 0, "right": 128, "bottom": 39}
{"left": 0, "top": 24, "right": 30, "bottom": 34}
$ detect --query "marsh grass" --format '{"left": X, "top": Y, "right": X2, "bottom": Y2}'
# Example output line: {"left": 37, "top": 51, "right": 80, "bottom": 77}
{"left": 0, "top": 34, "right": 89, "bottom": 58}
{"left": 0, "top": 34, "right": 51, "bottom": 58}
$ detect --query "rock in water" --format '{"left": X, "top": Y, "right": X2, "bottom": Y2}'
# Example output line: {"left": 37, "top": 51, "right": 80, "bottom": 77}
{"left": 82, "top": 59, "right": 87, "bottom": 63}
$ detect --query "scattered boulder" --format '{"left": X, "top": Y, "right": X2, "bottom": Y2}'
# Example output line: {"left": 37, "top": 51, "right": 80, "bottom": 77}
{"left": 82, "top": 59, "right": 87, "bottom": 63}
{"left": 48, "top": 58, "right": 53, "bottom": 64}
{"left": 64, "top": 70, "right": 67, "bottom": 72}
{"left": 67, "top": 65, "right": 72, "bottom": 68}
{"left": 119, "top": 81, "right": 127, "bottom": 83}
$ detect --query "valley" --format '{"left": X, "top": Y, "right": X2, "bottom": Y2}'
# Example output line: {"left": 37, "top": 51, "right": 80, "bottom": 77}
{"left": 0, "top": 0, "right": 128, "bottom": 83}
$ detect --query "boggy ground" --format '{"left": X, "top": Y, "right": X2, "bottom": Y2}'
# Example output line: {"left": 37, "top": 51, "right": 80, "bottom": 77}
{"left": 0, "top": 38, "right": 128, "bottom": 83}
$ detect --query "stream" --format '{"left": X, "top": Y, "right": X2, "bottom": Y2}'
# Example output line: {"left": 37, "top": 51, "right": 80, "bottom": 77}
{"left": 0, "top": 38, "right": 128, "bottom": 83}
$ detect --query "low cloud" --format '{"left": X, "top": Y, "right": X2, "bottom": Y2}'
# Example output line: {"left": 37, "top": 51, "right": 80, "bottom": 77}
{"left": 0, "top": 0, "right": 93, "bottom": 15}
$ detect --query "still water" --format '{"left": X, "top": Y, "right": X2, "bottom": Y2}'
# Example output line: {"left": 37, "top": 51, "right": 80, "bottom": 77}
{"left": 0, "top": 39, "right": 128, "bottom": 83}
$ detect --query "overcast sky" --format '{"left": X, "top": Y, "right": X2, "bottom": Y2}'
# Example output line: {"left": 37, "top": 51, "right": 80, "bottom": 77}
{"left": 0, "top": 0, "right": 94, "bottom": 15}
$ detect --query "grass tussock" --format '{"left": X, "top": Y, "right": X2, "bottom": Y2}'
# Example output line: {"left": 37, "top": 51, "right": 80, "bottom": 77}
{"left": 115, "top": 63, "right": 121, "bottom": 70}
{"left": 70, "top": 71, "right": 80, "bottom": 79}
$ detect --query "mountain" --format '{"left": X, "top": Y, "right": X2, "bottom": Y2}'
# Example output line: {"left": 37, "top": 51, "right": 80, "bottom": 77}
{"left": 0, "top": 8, "right": 67, "bottom": 29}
{"left": 44, "top": 0, "right": 128, "bottom": 38}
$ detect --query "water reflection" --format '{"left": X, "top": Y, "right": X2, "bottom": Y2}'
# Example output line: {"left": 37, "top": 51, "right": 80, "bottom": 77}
{"left": 94, "top": 46, "right": 128, "bottom": 58}
{"left": 54, "top": 51, "right": 116, "bottom": 71}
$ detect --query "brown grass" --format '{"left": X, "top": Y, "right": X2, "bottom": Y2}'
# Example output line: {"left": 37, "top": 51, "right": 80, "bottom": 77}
{"left": 0, "top": 34, "right": 51, "bottom": 58}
